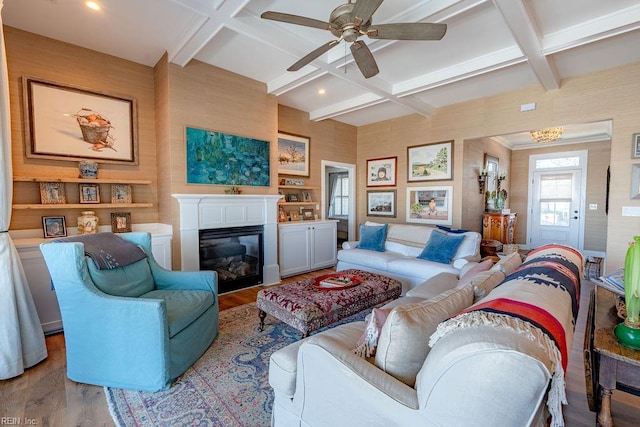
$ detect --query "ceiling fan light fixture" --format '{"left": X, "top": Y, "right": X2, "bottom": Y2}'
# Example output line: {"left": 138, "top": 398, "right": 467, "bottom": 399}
{"left": 530, "top": 126, "right": 563, "bottom": 143}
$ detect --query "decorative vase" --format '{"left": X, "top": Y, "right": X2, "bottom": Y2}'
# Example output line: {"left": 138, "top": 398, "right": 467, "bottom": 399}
{"left": 78, "top": 160, "right": 99, "bottom": 179}
{"left": 614, "top": 322, "right": 640, "bottom": 350}
{"left": 496, "top": 197, "right": 505, "bottom": 210}
{"left": 486, "top": 199, "right": 495, "bottom": 211}
{"left": 78, "top": 211, "right": 99, "bottom": 234}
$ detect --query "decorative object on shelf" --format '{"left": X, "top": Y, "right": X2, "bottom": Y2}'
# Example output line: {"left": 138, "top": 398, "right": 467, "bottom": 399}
{"left": 79, "top": 183, "right": 100, "bottom": 204}
{"left": 477, "top": 168, "right": 488, "bottom": 194}
{"left": 406, "top": 186, "right": 453, "bottom": 225}
{"left": 278, "top": 208, "right": 287, "bottom": 223}
{"left": 614, "top": 236, "right": 640, "bottom": 350}
{"left": 78, "top": 160, "right": 99, "bottom": 178}
{"left": 301, "top": 208, "right": 315, "bottom": 220}
{"left": 407, "top": 140, "right": 453, "bottom": 182}
{"left": 111, "top": 212, "right": 132, "bottom": 233}
{"left": 301, "top": 191, "right": 312, "bottom": 202}
{"left": 367, "top": 156, "right": 397, "bottom": 187}
{"left": 632, "top": 133, "right": 640, "bottom": 158}
{"left": 42, "top": 216, "right": 67, "bottom": 238}
{"left": 39, "top": 182, "right": 66, "bottom": 204}
{"left": 224, "top": 186, "right": 241, "bottom": 194}
{"left": 530, "top": 126, "right": 563, "bottom": 143}
{"left": 185, "top": 127, "right": 270, "bottom": 186}
{"left": 23, "top": 77, "right": 138, "bottom": 164}
{"left": 367, "top": 190, "right": 396, "bottom": 218}
{"left": 77, "top": 211, "right": 99, "bottom": 235}
{"left": 485, "top": 172, "right": 507, "bottom": 211}
{"left": 277, "top": 132, "right": 310, "bottom": 176}
{"left": 289, "top": 211, "right": 300, "bottom": 221}
{"left": 111, "top": 184, "right": 132, "bottom": 204}
{"left": 286, "top": 193, "right": 300, "bottom": 202}
{"left": 283, "top": 178, "right": 305, "bottom": 186}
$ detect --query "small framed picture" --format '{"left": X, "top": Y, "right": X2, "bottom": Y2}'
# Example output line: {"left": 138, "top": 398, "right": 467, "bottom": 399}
{"left": 367, "top": 156, "right": 397, "bottom": 187}
{"left": 290, "top": 211, "right": 300, "bottom": 221}
{"left": 79, "top": 183, "right": 100, "bottom": 203}
{"left": 633, "top": 133, "right": 640, "bottom": 158}
{"left": 301, "top": 208, "right": 315, "bottom": 220}
{"left": 286, "top": 193, "right": 299, "bottom": 202}
{"left": 39, "top": 182, "right": 66, "bottom": 204}
{"left": 278, "top": 208, "right": 288, "bottom": 223}
{"left": 111, "top": 212, "right": 132, "bottom": 233}
{"left": 367, "top": 190, "right": 397, "bottom": 217}
{"left": 42, "top": 216, "right": 67, "bottom": 238}
{"left": 301, "top": 191, "right": 312, "bottom": 202}
{"left": 111, "top": 184, "right": 132, "bottom": 204}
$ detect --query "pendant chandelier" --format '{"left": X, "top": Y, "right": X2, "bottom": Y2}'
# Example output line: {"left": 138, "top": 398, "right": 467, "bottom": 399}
{"left": 530, "top": 127, "right": 563, "bottom": 143}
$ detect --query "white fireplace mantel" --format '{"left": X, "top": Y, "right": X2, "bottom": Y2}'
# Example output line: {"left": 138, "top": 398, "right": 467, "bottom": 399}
{"left": 172, "top": 194, "right": 283, "bottom": 286}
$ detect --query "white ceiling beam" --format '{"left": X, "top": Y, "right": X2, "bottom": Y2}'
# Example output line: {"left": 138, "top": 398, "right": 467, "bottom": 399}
{"left": 310, "top": 93, "right": 385, "bottom": 122}
{"left": 491, "top": 0, "right": 560, "bottom": 90}
{"left": 542, "top": 3, "right": 640, "bottom": 55}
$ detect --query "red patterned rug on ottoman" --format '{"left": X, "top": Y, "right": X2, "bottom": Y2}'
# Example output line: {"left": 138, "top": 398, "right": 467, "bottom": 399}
{"left": 256, "top": 269, "right": 402, "bottom": 337}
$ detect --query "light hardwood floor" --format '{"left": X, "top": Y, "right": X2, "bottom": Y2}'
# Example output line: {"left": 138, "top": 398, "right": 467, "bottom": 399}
{"left": 1, "top": 272, "right": 639, "bottom": 426}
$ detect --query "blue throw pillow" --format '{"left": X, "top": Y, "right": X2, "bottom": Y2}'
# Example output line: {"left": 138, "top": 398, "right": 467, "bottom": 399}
{"left": 417, "top": 231, "right": 465, "bottom": 264}
{"left": 357, "top": 223, "right": 388, "bottom": 252}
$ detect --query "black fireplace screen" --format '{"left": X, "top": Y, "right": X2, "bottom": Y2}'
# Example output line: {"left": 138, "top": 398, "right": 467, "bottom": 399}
{"left": 199, "top": 225, "right": 264, "bottom": 294}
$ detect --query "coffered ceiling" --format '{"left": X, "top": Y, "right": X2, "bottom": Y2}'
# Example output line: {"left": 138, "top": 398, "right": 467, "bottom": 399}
{"left": 3, "top": 0, "right": 639, "bottom": 141}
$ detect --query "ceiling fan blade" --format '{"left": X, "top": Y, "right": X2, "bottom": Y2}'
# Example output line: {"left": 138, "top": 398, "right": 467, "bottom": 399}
{"left": 351, "top": 0, "right": 384, "bottom": 26}
{"left": 367, "top": 23, "right": 447, "bottom": 40}
{"left": 261, "top": 11, "right": 337, "bottom": 31}
{"left": 288, "top": 40, "right": 340, "bottom": 72}
{"left": 350, "top": 41, "right": 379, "bottom": 78}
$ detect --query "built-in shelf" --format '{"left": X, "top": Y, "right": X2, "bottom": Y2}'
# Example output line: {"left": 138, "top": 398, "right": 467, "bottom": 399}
{"left": 13, "top": 203, "right": 153, "bottom": 210}
{"left": 14, "top": 176, "right": 152, "bottom": 184}
{"left": 278, "top": 201, "right": 316, "bottom": 207}
{"left": 278, "top": 185, "right": 317, "bottom": 190}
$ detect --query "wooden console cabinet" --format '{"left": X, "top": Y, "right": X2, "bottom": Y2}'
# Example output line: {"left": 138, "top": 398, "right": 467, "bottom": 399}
{"left": 482, "top": 212, "right": 517, "bottom": 244}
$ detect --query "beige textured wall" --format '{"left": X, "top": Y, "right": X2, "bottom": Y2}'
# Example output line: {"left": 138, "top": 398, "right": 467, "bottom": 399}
{"left": 6, "top": 26, "right": 158, "bottom": 230}
{"left": 358, "top": 62, "right": 640, "bottom": 270}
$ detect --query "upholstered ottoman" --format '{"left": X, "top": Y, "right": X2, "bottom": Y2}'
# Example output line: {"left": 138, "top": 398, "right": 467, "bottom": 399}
{"left": 256, "top": 269, "right": 402, "bottom": 337}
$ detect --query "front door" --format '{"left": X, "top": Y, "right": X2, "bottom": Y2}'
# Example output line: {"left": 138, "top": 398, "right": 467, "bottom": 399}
{"left": 528, "top": 151, "right": 586, "bottom": 249}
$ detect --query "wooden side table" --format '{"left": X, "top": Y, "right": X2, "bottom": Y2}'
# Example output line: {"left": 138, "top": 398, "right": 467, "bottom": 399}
{"left": 585, "top": 286, "right": 640, "bottom": 426}
{"left": 482, "top": 212, "right": 516, "bottom": 244}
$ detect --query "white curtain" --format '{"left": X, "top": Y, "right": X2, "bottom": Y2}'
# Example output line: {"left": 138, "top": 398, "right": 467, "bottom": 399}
{"left": 0, "top": 1, "right": 48, "bottom": 380}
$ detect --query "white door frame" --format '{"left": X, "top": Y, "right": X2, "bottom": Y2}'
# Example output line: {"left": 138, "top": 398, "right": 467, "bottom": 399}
{"left": 321, "top": 160, "right": 356, "bottom": 241}
{"left": 526, "top": 150, "right": 588, "bottom": 250}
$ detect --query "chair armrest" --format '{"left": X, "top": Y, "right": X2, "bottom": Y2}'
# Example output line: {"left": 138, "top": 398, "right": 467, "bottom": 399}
{"left": 342, "top": 240, "right": 359, "bottom": 249}
{"left": 148, "top": 257, "right": 217, "bottom": 294}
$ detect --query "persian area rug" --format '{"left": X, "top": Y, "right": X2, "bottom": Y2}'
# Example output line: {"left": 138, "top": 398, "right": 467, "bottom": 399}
{"left": 106, "top": 302, "right": 368, "bottom": 426}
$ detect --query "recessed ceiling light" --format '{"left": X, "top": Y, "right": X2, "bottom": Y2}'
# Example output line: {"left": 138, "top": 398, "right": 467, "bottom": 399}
{"left": 318, "top": 89, "right": 326, "bottom": 95}
{"left": 86, "top": 1, "right": 101, "bottom": 11}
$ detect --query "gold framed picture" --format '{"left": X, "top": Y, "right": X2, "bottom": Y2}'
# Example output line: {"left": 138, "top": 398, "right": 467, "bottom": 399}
{"left": 79, "top": 183, "right": 100, "bottom": 203}
{"left": 111, "top": 184, "right": 132, "bottom": 204}
{"left": 39, "top": 182, "right": 66, "bottom": 204}
{"left": 111, "top": 212, "right": 132, "bottom": 233}
{"left": 289, "top": 211, "right": 300, "bottom": 221}
{"left": 301, "top": 208, "right": 315, "bottom": 220}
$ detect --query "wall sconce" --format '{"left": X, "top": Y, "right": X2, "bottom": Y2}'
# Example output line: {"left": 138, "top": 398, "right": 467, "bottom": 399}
{"left": 478, "top": 169, "right": 488, "bottom": 194}
{"left": 497, "top": 173, "right": 506, "bottom": 193}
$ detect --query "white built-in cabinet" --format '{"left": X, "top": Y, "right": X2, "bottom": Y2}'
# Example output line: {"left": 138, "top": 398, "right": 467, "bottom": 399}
{"left": 12, "top": 227, "right": 172, "bottom": 335}
{"left": 278, "top": 220, "right": 337, "bottom": 277}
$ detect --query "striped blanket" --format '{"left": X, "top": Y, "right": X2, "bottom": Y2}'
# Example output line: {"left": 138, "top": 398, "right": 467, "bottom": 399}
{"left": 430, "top": 244, "right": 582, "bottom": 427}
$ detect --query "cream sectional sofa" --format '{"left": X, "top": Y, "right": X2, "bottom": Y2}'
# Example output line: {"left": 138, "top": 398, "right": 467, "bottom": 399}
{"left": 269, "top": 246, "right": 584, "bottom": 427}
{"left": 336, "top": 222, "right": 482, "bottom": 293}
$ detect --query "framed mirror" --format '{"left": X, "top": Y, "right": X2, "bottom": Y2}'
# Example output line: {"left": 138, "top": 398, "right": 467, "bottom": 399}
{"left": 484, "top": 154, "right": 499, "bottom": 195}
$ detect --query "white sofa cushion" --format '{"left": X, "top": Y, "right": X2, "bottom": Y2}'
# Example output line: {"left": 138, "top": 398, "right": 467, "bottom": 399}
{"left": 374, "top": 285, "right": 474, "bottom": 386}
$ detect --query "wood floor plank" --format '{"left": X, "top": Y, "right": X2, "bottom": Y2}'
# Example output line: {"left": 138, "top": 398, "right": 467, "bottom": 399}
{"left": 2, "top": 269, "right": 639, "bottom": 426}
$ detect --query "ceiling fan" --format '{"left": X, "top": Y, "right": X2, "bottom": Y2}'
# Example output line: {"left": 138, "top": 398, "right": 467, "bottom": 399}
{"left": 261, "top": 0, "right": 447, "bottom": 79}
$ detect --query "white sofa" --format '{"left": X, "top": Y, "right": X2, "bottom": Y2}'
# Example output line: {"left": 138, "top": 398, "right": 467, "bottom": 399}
{"left": 269, "top": 246, "right": 584, "bottom": 427}
{"left": 336, "top": 222, "right": 482, "bottom": 293}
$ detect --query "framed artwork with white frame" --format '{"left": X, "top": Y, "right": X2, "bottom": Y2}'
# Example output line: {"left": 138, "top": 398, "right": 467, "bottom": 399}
{"left": 406, "top": 186, "right": 453, "bottom": 225}
{"left": 633, "top": 133, "right": 640, "bottom": 158}
{"left": 367, "top": 156, "right": 397, "bottom": 187}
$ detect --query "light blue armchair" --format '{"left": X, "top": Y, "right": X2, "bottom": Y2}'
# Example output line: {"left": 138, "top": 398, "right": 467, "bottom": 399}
{"left": 40, "top": 232, "right": 219, "bottom": 391}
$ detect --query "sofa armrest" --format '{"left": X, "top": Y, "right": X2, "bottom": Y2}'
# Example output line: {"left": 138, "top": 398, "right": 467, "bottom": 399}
{"left": 303, "top": 333, "right": 419, "bottom": 409}
{"left": 342, "top": 240, "right": 359, "bottom": 249}
{"left": 406, "top": 272, "right": 458, "bottom": 300}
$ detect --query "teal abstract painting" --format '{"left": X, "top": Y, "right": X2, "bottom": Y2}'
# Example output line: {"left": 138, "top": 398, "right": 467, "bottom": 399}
{"left": 186, "top": 127, "right": 270, "bottom": 186}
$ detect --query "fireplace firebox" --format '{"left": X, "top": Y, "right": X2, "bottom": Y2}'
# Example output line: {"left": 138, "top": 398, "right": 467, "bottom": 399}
{"left": 199, "top": 225, "right": 264, "bottom": 294}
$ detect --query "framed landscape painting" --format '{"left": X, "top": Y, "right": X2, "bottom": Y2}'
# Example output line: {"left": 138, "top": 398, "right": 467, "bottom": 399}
{"left": 367, "top": 190, "right": 396, "bottom": 217}
{"left": 185, "top": 127, "right": 270, "bottom": 186}
{"left": 406, "top": 186, "right": 453, "bottom": 225}
{"left": 277, "top": 132, "right": 309, "bottom": 176}
{"left": 407, "top": 141, "right": 453, "bottom": 181}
